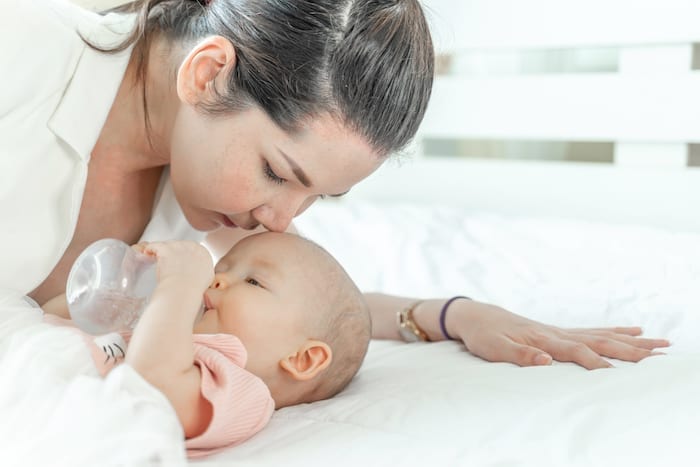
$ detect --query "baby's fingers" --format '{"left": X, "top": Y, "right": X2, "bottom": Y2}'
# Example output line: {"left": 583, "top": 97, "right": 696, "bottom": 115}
{"left": 130, "top": 242, "right": 153, "bottom": 256}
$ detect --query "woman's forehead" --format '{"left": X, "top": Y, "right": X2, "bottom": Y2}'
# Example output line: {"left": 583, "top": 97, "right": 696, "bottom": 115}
{"left": 284, "top": 114, "right": 381, "bottom": 175}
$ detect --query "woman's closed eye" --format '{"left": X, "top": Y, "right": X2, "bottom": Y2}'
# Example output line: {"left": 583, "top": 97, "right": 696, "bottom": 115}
{"left": 264, "top": 161, "right": 286, "bottom": 185}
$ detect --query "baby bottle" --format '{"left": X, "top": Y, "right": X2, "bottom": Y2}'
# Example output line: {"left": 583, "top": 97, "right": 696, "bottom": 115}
{"left": 66, "top": 239, "right": 157, "bottom": 335}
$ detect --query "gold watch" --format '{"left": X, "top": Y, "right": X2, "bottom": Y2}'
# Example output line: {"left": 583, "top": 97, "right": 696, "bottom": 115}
{"left": 397, "top": 300, "right": 430, "bottom": 342}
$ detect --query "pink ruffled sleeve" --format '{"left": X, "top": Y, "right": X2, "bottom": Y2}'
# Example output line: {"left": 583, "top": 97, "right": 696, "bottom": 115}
{"left": 185, "top": 334, "right": 275, "bottom": 459}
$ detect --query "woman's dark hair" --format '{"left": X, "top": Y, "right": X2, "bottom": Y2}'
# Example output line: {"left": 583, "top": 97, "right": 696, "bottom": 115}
{"left": 94, "top": 0, "right": 434, "bottom": 156}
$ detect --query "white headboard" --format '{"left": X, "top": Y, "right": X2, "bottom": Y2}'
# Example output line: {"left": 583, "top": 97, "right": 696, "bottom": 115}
{"left": 346, "top": 0, "right": 700, "bottom": 233}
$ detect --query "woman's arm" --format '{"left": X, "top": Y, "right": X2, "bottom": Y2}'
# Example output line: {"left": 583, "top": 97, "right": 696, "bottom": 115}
{"left": 125, "top": 241, "right": 214, "bottom": 438}
{"left": 41, "top": 294, "right": 70, "bottom": 319}
{"left": 365, "top": 293, "right": 670, "bottom": 369}
{"left": 210, "top": 223, "right": 670, "bottom": 370}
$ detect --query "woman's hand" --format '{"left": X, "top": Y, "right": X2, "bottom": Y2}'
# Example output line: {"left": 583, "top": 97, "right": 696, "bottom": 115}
{"left": 445, "top": 299, "right": 671, "bottom": 369}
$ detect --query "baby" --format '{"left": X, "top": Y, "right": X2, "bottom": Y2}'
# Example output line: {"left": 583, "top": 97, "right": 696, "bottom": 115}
{"left": 43, "top": 232, "right": 371, "bottom": 458}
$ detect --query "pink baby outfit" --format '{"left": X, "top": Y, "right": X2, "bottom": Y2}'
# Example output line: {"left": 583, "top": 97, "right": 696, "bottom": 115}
{"left": 185, "top": 334, "right": 275, "bottom": 458}
{"left": 44, "top": 315, "right": 275, "bottom": 458}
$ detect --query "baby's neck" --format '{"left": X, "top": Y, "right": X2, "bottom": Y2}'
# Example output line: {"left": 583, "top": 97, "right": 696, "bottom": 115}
{"left": 254, "top": 367, "right": 309, "bottom": 409}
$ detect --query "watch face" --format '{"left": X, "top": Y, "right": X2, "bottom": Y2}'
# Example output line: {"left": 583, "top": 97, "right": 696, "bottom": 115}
{"left": 397, "top": 304, "right": 428, "bottom": 342}
{"left": 399, "top": 325, "right": 421, "bottom": 342}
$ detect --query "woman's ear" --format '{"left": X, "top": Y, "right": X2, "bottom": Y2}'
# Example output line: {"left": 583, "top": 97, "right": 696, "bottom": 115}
{"left": 176, "top": 35, "right": 236, "bottom": 105}
{"left": 279, "top": 340, "right": 333, "bottom": 381}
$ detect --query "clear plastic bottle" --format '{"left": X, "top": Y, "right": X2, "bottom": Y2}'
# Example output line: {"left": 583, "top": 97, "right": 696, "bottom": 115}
{"left": 66, "top": 239, "right": 157, "bottom": 335}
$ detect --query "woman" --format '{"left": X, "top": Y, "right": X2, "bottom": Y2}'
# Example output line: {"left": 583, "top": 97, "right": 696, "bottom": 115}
{"left": 0, "top": 0, "right": 667, "bottom": 370}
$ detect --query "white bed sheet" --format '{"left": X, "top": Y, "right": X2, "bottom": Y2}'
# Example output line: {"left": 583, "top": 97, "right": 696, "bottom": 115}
{"left": 195, "top": 200, "right": 700, "bottom": 467}
{"left": 1, "top": 200, "right": 698, "bottom": 467}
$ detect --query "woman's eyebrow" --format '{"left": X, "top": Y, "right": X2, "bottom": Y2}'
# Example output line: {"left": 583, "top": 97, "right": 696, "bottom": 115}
{"left": 278, "top": 149, "right": 311, "bottom": 188}
{"left": 277, "top": 148, "right": 352, "bottom": 197}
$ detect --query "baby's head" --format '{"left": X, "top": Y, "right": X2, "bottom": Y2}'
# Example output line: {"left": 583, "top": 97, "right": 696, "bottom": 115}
{"left": 194, "top": 232, "right": 370, "bottom": 408}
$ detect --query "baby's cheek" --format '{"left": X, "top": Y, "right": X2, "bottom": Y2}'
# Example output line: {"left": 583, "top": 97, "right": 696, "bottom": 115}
{"left": 193, "top": 311, "right": 215, "bottom": 334}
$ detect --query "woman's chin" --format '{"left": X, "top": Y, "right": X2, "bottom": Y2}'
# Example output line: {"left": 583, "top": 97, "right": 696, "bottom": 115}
{"left": 183, "top": 210, "right": 222, "bottom": 232}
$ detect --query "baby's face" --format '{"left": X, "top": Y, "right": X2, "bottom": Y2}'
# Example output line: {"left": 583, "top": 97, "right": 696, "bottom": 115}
{"left": 193, "top": 233, "right": 316, "bottom": 368}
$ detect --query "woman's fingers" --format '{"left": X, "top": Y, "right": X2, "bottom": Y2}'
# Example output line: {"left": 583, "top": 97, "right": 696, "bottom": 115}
{"left": 525, "top": 330, "right": 668, "bottom": 368}
{"left": 567, "top": 334, "right": 667, "bottom": 363}
{"left": 566, "top": 326, "right": 672, "bottom": 349}
{"left": 560, "top": 328, "right": 670, "bottom": 353}
{"left": 537, "top": 338, "right": 614, "bottom": 370}
{"left": 479, "top": 334, "right": 660, "bottom": 370}
{"left": 451, "top": 301, "right": 670, "bottom": 370}
{"left": 597, "top": 333, "right": 670, "bottom": 350}
{"left": 473, "top": 336, "right": 553, "bottom": 367}
{"left": 568, "top": 326, "right": 643, "bottom": 336}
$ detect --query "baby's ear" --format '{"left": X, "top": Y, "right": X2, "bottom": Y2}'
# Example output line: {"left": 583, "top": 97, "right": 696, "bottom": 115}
{"left": 279, "top": 340, "right": 332, "bottom": 381}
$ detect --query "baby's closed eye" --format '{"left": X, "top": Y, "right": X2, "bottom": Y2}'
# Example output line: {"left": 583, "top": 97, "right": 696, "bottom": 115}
{"left": 246, "top": 277, "right": 262, "bottom": 287}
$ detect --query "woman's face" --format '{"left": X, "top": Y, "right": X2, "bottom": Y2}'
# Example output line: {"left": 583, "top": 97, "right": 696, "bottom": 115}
{"left": 168, "top": 105, "right": 382, "bottom": 233}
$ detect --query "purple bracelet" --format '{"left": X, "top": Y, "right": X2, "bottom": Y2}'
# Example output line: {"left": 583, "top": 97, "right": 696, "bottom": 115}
{"left": 439, "top": 296, "right": 470, "bottom": 340}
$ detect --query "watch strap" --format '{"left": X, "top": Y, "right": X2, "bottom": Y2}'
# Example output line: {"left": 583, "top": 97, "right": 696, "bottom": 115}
{"left": 397, "top": 300, "right": 430, "bottom": 342}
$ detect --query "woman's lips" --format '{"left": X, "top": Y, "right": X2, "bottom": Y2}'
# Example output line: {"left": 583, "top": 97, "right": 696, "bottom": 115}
{"left": 220, "top": 214, "right": 237, "bottom": 228}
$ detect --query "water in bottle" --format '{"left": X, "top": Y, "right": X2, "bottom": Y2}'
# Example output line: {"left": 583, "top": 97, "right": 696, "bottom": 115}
{"left": 66, "top": 239, "right": 157, "bottom": 335}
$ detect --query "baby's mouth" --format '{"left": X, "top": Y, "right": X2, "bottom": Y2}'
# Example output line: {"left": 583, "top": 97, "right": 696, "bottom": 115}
{"left": 195, "top": 301, "right": 207, "bottom": 322}
{"left": 195, "top": 292, "right": 214, "bottom": 322}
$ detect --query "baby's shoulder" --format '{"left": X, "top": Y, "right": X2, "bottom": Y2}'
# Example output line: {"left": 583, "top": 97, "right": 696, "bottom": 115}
{"left": 193, "top": 333, "right": 248, "bottom": 368}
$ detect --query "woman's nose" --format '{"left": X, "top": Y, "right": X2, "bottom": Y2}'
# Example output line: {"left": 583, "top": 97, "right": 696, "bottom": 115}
{"left": 253, "top": 193, "right": 313, "bottom": 232}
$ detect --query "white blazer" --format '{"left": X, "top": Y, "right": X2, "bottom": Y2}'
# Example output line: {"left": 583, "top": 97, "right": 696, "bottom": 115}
{"left": 0, "top": 0, "right": 199, "bottom": 296}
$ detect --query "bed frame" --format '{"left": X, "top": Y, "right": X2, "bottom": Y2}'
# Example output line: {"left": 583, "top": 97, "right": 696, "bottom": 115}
{"left": 346, "top": 0, "right": 700, "bottom": 233}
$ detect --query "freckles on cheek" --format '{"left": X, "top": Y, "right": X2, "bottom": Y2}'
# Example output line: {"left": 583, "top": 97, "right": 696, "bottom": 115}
{"left": 230, "top": 172, "right": 263, "bottom": 209}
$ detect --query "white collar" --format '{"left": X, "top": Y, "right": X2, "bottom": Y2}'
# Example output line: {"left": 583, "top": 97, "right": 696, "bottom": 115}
{"left": 47, "top": 11, "right": 135, "bottom": 161}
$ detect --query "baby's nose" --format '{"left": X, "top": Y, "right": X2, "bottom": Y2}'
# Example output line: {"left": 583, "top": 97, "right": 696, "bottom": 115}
{"left": 210, "top": 273, "right": 228, "bottom": 289}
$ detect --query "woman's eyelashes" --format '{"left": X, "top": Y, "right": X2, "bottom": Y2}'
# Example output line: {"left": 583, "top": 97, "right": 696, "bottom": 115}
{"left": 264, "top": 159, "right": 327, "bottom": 200}
{"left": 264, "top": 161, "right": 286, "bottom": 185}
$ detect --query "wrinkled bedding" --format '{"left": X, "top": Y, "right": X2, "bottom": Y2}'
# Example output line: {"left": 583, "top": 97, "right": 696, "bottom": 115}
{"left": 0, "top": 293, "right": 186, "bottom": 467}
{"left": 1, "top": 200, "right": 699, "bottom": 467}
{"left": 201, "top": 201, "right": 700, "bottom": 466}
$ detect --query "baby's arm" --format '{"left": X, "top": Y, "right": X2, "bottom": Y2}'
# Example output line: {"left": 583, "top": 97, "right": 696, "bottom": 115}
{"left": 125, "top": 241, "right": 214, "bottom": 438}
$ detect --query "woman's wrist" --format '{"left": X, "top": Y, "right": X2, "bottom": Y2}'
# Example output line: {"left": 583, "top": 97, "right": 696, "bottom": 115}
{"left": 439, "top": 296, "right": 470, "bottom": 340}
{"left": 363, "top": 293, "right": 480, "bottom": 343}
{"left": 412, "top": 297, "right": 476, "bottom": 342}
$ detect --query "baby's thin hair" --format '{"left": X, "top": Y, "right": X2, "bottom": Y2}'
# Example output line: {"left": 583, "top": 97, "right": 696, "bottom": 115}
{"left": 293, "top": 236, "right": 371, "bottom": 402}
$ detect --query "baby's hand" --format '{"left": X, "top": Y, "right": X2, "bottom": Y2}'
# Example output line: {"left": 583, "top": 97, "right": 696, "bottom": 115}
{"left": 133, "top": 241, "right": 214, "bottom": 291}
